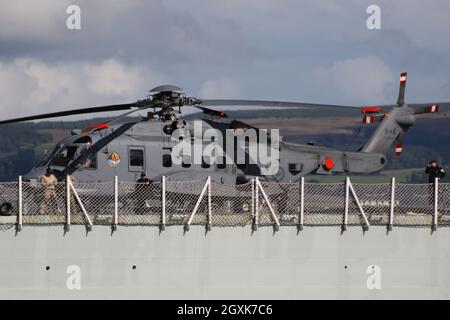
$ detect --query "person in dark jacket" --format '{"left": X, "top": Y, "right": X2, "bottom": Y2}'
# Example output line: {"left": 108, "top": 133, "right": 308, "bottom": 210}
{"left": 426, "top": 161, "right": 446, "bottom": 205}
{"left": 134, "top": 172, "right": 152, "bottom": 214}
{"left": 425, "top": 160, "right": 446, "bottom": 183}
{"left": 137, "top": 172, "right": 151, "bottom": 185}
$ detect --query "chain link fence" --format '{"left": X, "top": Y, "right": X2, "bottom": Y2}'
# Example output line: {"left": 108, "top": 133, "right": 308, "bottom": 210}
{"left": 118, "top": 181, "right": 162, "bottom": 226}
{"left": 258, "top": 182, "right": 299, "bottom": 227}
{"left": 394, "top": 183, "right": 433, "bottom": 226}
{"left": 352, "top": 183, "right": 391, "bottom": 226}
{"left": 211, "top": 181, "right": 253, "bottom": 227}
{"left": 1, "top": 177, "right": 449, "bottom": 230}
{"left": 304, "top": 182, "right": 345, "bottom": 226}
{"left": 165, "top": 180, "right": 207, "bottom": 226}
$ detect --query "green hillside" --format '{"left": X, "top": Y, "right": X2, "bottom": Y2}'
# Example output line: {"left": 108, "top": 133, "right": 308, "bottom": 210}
{"left": 0, "top": 111, "right": 448, "bottom": 182}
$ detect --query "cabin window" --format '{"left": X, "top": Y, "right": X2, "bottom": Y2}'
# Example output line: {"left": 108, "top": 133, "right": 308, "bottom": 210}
{"left": 162, "top": 154, "right": 172, "bottom": 167}
{"left": 288, "top": 163, "right": 302, "bottom": 174}
{"left": 129, "top": 147, "right": 145, "bottom": 172}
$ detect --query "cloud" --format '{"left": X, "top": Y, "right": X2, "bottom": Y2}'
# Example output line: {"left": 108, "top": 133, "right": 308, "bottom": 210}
{"left": 84, "top": 59, "right": 159, "bottom": 96}
{"left": 199, "top": 77, "right": 240, "bottom": 99}
{"left": 0, "top": 1, "right": 249, "bottom": 65}
{"left": 1, "top": 0, "right": 450, "bottom": 117}
{"left": 313, "top": 56, "right": 395, "bottom": 104}
{"left": 0, "top": 1, "right": 66, "bottom": 39}
{"left": 0, "top": 58, "right": 167, "bottom": 119}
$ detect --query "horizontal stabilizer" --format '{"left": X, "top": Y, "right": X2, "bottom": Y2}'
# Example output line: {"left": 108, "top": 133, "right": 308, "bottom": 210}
{"left": 408, "top": 103, "right": 450, "bottom": 114}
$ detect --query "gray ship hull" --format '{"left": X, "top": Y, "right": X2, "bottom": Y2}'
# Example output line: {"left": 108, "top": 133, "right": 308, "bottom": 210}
{"left": 1, "top": 226, "right": 449, "bottom": 299}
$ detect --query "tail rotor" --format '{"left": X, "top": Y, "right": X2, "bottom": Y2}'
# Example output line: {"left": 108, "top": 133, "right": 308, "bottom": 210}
{"left": 361, "top": 72, "right": 415, "bottom": 155}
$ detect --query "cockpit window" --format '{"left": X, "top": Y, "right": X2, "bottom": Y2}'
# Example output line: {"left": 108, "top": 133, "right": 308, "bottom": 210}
{"left": 50, "top": 146, "right": 78, "bottom": 167}
{"left": 74, "top": 136, "right": 92, "bottom": 144}
{"left": 46, "top": 136, "right": 94, "bottom": 168}
{"left": 42, "top": 145, "right": 62, "bottom": 166}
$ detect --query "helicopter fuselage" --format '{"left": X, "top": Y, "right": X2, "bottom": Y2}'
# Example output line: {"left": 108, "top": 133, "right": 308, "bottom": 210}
{"left": 24, "top": 118, "right": 386, "bottom": 184}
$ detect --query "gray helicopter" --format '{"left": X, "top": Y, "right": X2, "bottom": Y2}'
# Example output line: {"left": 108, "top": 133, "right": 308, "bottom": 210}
{"left": 1, "top": 72, "right": 449, "bottom": 185}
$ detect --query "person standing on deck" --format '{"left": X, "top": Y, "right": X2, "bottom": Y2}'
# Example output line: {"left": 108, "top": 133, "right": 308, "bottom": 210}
{"left": 426, "top": 160, "right": 446, "bottom": 183}
{"left": 39, "top": 168, "right": 61, "bottom": 214}
{"left": 134, "top": 172, "right": 152, "bottom": 214}
{"left": 425, "top": 160, "right": 446, "bottom": 205}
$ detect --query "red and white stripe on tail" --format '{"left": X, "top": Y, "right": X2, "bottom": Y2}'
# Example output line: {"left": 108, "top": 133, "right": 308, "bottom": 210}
{"left": 361, "top": 107, "right": 383, "bottom": 124}
{"left": 394, "top": 144, "right": 403, "bottom": 156}
{"left": 399, "top": 72, "right": 407, "bottom": 86}
{"left": 363, "top": 116, "right": 375, "bottom": 124}
{"left": 426, "top": 104, "right": 439, "bottom": 113}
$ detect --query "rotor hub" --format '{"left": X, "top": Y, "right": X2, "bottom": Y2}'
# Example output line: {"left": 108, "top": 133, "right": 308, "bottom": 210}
{"left": 138, "top": 85, "right": 201, "bottom": 120}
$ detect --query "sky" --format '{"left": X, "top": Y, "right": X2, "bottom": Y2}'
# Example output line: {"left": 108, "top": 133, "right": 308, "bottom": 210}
{"left": 1, "top": 0, "right": 450, "bottom": 120}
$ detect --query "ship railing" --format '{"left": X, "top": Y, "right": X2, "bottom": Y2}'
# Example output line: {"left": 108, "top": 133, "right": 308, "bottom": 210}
{"left": 0, "top": 176, "right": 448, "bottom": 233}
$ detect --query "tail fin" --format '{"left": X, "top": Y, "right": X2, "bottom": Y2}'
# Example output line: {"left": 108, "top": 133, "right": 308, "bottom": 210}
{"left": 361, "top": 111, "right": 413, "bottom": 154}
{"left": 361, "top": 72, "right": 415, "bottom": 154}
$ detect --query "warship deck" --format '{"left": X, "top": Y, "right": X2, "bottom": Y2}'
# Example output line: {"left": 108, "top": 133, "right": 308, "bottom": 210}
{"left": 1, "top": 177, "right": 450, "bottom": 299}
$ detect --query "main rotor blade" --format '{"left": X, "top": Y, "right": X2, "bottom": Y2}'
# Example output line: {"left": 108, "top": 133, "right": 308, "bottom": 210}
{"left": 106, "top": 106, "right": 151, "bottom": 125}
{"left": 0, "top": 103, "right": 137, "bottom": 125}
{"left": 200, "top": 99, "right": 361, "bottom": 110}
{"left": 194, "top": 106, "right": 228, "bottom": 118}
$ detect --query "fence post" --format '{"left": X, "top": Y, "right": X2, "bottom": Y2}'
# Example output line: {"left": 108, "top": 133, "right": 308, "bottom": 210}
{"left": 343, "top": 177, "right": 349, "bottom": 232}
{"left": 254, "top": 178, "right": 280, "bottom": 231}
{"left": 206, "top": 177, "right": 212, "bottom": 231}
{"left": 16, "top": 176, "right": 23, "bottom": 232}
{"left": 112, "top": 176, "right": 118, "bottom": 232}
{"left": 348, "top": 180, "right": 370, "bottom": 231}
{"left": 298, "top": 177, "right": 304, "bottom": 232}
{"left": 388, "top": 177, "right": 395, "bottom": 231}
{"left": 185, "top": 177, "right": 210, "bottom": 232}
{"left": 65, "top": 175, "right": 70, "bottom": 232}
{"left": 161, "top": 176, "right": 166, "bottom": 231}
{"left": 433, "top": 177, "right": 439, "bottom": 231}
{"left": 252, "top": 178, "right": 259, "bottom": 232}
{"left": 68, "top": 179, "right": 93, "bottom": 231}
{"left": 251, "top": 178, "right": 255, "bottom": 225}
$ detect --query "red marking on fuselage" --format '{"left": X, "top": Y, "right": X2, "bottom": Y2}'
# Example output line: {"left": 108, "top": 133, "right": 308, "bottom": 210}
{"left": 323, "top": 157, "right": 335, "bottom": 171}
{"left": 395, "top": 144, "right": 403, "bottom": 156}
